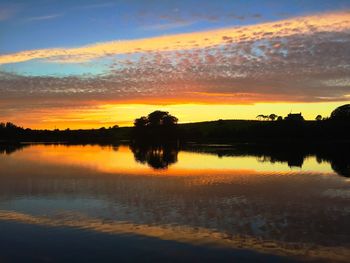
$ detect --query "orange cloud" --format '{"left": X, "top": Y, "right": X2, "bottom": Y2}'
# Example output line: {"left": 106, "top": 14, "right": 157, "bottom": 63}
{"left": 0, "top": 11, "right": 349, "bottom": 64}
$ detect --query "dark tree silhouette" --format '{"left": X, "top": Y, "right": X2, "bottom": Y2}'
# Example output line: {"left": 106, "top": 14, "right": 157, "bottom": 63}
{"left": 257, "top": 114, "right": 277, "bottom": 121}
{"left": 269, "top": 114, "right": 277, "bottom": 121}
{"left": 133, "top": 111, "right": 179, "bottom": 141}
{"left": 330, "top": 104, "right": 350, "bottom": 121}
{"left": 147, "top": 111, "right": 178, "bottom": 127}
{"left": 162, "top": 114, "right": 178, "bottom": 127}
{"left": 148, "top": 111, "right": 166, "bottom": 126}
{"left": 0, "top": 122, "right": 21, "bottom": 130}
{"left": 316, "top": 115, "right": 323, "bottom": 121}
{"left": 256, "top": 114, "right": 268, "bottom": 121}
{"left": 134, "top": 116, "right": 148, "bottom": 128}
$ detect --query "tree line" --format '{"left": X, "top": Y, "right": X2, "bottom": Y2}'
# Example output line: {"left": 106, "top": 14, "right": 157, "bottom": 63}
{"left": 1, "top": 104, "right": 350, "bottom": 143}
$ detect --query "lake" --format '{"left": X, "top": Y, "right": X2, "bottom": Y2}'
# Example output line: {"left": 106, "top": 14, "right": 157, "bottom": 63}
{"left": 0, "top": 143, "right": 349, "bottom": 262}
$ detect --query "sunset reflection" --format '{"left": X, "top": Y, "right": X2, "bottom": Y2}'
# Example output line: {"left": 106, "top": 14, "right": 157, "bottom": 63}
{"left": 0, "top": 144, "right": 349, "bottom": 262}
{"left": 5, "top": 144, "right": 335, "bottom": 177}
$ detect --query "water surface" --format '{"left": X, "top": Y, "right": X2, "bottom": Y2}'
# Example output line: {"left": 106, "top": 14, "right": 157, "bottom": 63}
{"left": 0, "top": 144, "right": 349, "bottom": 262}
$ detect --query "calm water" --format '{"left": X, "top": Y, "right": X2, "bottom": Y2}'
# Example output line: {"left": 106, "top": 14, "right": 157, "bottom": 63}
{"left": 0, "top": 143, "right": 349, "bottom": 262}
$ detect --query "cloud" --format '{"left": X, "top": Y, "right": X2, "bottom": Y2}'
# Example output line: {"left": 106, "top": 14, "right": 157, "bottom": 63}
{"left": 0, "top": 11, "right": 349, "bottom": 65}
{"left": 1, "top": 9, "right": 350, "bottom": 123}
{"left": 26, "top": 13, "right": 63, "bottom": 22}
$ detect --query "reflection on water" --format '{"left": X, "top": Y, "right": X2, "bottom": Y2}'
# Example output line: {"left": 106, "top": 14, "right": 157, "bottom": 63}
{"left": 130, "top": 143, "right": 178, "bottom": 169}
{"left": 0, "top": 143, "right": 349, "bottom": 262}
{"left": 1, "top": 142, "right": 350, "bottom": 176}
{"left": 0, "top": 143, "right": 29, "bottom": 155}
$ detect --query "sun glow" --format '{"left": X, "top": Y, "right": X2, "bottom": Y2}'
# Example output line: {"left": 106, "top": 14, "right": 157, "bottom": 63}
{"left": 6, "top": 101, "right": 348, "bottom": 129}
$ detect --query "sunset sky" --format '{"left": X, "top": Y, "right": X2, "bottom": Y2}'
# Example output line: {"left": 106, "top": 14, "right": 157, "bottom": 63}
{"left": 1, "top": 0, "right": 350, "bottom": 129}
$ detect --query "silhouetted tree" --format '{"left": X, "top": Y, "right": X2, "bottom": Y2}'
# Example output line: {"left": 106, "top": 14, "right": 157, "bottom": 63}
{"left": 162, "top": 114, "right": 178, "bottom": 127}
{"left": 269, "top": 114, "right": 277, "bottom": 121}
{"left": 316, "top": 115, "right": 323, "bottom": 121}
{"left": 147, "top": 111, "right": 177, "bottom": 127}
{"left": 134, "top": 116, "right": 148, "bottom": 128}
{"left": 133, "top": 111, "right": 179, "bottom": 141}
{"left": 256, "top": 114, "right": 268, "bottom": 121}
{"left": 5, "top": 122, "right": 19, "bottom": 129}
{"left": 330, "top": 104, "right": 350, "bottom": 121}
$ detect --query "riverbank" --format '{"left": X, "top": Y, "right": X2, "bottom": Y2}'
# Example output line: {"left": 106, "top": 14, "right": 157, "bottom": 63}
{"left": 1, "top": 119, "right": 350, "bottom": 144}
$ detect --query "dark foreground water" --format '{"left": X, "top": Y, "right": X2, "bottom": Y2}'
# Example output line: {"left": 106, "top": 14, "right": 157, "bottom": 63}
{"left": 0, "top": 143, "right": 349, "bottom": 262}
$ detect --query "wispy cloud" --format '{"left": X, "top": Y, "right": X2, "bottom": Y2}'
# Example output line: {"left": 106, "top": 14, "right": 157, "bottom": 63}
{"left": 26, "top": 13, "right": 63, "bottom": 22}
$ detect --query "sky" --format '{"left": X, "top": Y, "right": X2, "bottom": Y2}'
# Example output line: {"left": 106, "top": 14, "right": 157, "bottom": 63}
{"left": 1, "top": 0, "right": 350, "bottom": 129}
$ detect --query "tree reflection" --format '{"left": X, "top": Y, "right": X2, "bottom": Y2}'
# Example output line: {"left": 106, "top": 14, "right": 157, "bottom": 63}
{"left": 258, "top": 154, "right": 304, "bottom": 168}
{"left": 183, "top": 143, "right": 350, "bottom": 178}
{"left": 130, "top": 143, "right": 179, "bottom": 170}
{"left": 331, "top": 160, "right": 350, "bottom": 177}
{"left": 259, "top": 151, "right": 350, "bottom": 177}
{"left": 0, "top": 144, "right": 29, "bottom": 155}
{"left": 316, "top": 149, "right": 350, "bottom": 178}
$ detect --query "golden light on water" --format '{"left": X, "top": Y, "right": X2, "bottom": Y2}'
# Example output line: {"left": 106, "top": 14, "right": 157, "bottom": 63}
{"left": 8, "top": 144, "right": 334, "bottom": 176}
